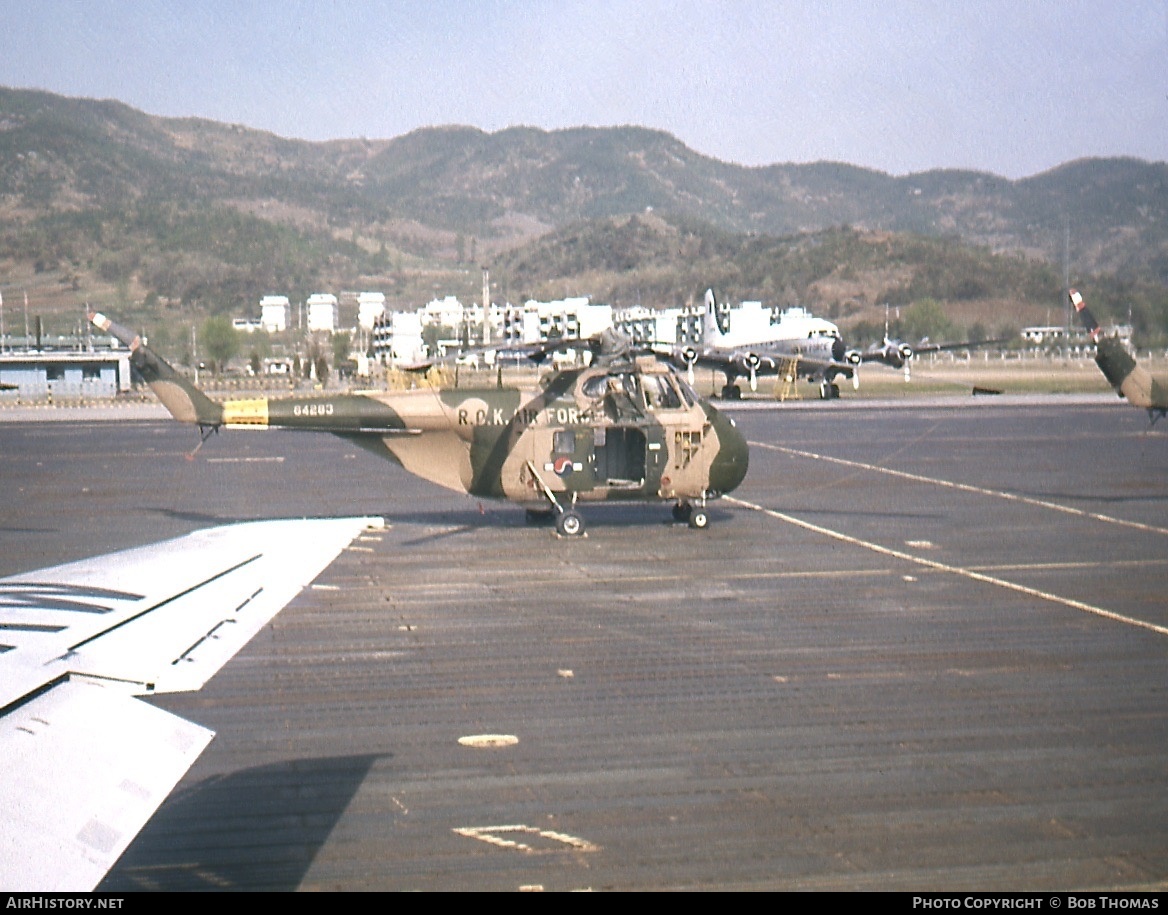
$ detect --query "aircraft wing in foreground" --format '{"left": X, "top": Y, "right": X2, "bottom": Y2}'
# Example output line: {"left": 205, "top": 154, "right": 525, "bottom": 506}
{"left": 0, "top": 515, "right": 383, "bottom": 891}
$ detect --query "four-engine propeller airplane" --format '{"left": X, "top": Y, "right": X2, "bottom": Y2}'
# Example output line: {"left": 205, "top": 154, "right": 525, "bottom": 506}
{"left": 665, "top": 289, "right": 858, "bottom": 400}
{"left": 91, "top": 313, "right": 749, "bottom": 535}
{"left": 667, "top": 289, "right": 1004, "bottom": 399}
{"left": 1070, "top": 288, "right": 1168, "bottom": 425}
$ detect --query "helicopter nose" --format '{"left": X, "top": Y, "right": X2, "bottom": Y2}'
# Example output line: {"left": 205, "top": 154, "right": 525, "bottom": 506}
{"left": 707, "top": 408, "right": 749, "bottom": 495}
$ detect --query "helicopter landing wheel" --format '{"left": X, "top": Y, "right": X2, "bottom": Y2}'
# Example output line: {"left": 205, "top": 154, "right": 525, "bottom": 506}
{"left": 672, "top": 501, "right": 692, "bottom": 522}
{"left": 556, "top": 511, "right": 585, "bottom": 537}
{"left": 688, "top": 508, "right": 710, "bottom": 530}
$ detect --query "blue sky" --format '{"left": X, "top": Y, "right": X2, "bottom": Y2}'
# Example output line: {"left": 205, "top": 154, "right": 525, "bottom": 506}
{"left": 1, "top": 1, "right": 1164, "bottom": 178}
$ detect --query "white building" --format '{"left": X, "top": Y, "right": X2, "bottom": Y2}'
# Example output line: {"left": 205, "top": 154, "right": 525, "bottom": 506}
{"left": 531, "top": 297, "right": 613, "bottom": 342}
{"left": 260, "top": 295, "right": 289, "bottom": 333}
{"left": 357, "top": 292, "right": 386, "bottom": 331}
{"left": 498, "top": 306, "right": 542, "bottom": 344}
{"left": 422, "top": 295, "right": 467, "bottom": 330}
{"left": 618, "top": 305, "right": 685, "bottom": 345}
{"left": 306, "top": 293, "right": 339, "bottom": 333}
{"left": 371, "top": 311, "right": 426, "bottom": 366}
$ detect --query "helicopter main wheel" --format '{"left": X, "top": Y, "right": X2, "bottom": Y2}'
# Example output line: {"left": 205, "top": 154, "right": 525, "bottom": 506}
{"left": 556, "top": 511, "right": 586, "bottom": 537}
{"left": 688, "top": 508, "right": 710, "bottom": 530}
{"left": 672, "top": 501, "right": 692, "bottom": 522}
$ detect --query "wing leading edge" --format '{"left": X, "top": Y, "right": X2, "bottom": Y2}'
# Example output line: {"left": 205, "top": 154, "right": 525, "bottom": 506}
{"left": 0, "top": 515, "right": 384, "bottom": 892}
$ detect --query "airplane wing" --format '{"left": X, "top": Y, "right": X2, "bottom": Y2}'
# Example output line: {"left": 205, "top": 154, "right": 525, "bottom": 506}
{"left": 0, "top": 515, "right": 383, "bottom": 892}
{"left": 669, "top": 344, "right": 854, "bottom": 387}
{"left": 858, "top": 337, "right": 1008, "bottom": 367}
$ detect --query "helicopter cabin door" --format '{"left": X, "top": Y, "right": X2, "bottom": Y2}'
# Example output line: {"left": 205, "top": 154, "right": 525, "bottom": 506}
{"left": 592, "top": 425, "right": 647, "bottom": 490}
{"left": 580, "top": 369, "right": 648, "bottom": 492}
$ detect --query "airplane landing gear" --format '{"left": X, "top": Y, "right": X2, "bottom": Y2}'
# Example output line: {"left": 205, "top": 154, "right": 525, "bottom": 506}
{"left": 720, "top": 383, "right": 743, "bottom": 400}
{"left": 819, "top": 381, "right": 840, "bottom": 400}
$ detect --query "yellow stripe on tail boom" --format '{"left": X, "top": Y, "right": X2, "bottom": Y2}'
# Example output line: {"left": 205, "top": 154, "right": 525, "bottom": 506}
{"left": 221, "top": 398, "right": 270, "bottom": 428}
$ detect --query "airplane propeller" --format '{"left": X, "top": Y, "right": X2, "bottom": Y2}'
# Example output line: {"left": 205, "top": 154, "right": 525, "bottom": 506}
{"left": 677, "top": 346, "right": 699, "bottom": 385}
{"left": 744, "top": 353, "right": 761, "bottom": 392}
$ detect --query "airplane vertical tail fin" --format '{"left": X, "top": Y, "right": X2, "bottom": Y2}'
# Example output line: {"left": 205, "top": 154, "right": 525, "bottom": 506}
{"left": 702, "top": 288, "right": 728, "bottom": 345}
{"left": 90, "top": 312, "right": 223, "bottom": 427}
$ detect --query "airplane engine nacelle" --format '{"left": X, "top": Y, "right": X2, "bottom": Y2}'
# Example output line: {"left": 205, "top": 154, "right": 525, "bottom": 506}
{"left": 744, "top": 353, "right": 761, "bottom": 392}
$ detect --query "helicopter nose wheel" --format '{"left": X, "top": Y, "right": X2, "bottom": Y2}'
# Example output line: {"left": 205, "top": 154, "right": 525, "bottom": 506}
{"left": 674, "top": 499, "right": 710, "bottom": 529}
{"left": 555, "top": 511, "right": 585, "bottom": 537}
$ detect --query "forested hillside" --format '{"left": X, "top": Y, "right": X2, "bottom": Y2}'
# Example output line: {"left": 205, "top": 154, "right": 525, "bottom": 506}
{"left": 1, "top": 86, "right": 1165, "bottom": 341}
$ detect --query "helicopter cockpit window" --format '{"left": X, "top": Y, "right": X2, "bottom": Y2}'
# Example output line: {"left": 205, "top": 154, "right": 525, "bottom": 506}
{"left": 642, "top": 374, "right": 683, "bottom": 410}
{"left": 583, "top": 372, "right": 643, "bottom": 421}
{"left": 582, "top": 375, "right": 608, "bottom": 399}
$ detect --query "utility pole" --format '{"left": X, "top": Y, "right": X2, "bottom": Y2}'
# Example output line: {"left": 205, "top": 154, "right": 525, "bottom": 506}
{"left": 481, "top": 266, "right": 491, "bottom": 345}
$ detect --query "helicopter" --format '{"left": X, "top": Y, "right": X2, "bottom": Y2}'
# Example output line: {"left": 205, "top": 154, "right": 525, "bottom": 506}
{"left": 90, "top": 314, "right": 750, "bottom": 536}
{"left": 1070, "top": 288, "right": 1168, "bottom": 426}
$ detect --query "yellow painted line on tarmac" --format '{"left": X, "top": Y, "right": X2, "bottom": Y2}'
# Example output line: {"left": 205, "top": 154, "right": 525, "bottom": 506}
{"left": 726, "top": 495, "right": 1168, "bottom": 638}
{"left": 453, "top": 824, "right": 599, "bottom": 854}
{"left": 753, "top": 442, "right": 1168, "bottom": 538}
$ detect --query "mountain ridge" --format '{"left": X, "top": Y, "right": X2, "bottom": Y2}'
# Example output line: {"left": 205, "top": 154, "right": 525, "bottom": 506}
{"left": 0, "top": 86, "right": 1164, "bottom": 340}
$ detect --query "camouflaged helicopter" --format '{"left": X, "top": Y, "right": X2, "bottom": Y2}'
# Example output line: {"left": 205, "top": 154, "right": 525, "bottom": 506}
{"left": 1071, "top": 288, "right": 1168, "bottom": 426}
{"left": 90, "top": 313, "right": 750, "bottom": 535}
